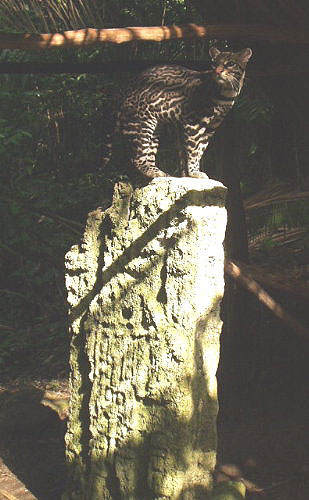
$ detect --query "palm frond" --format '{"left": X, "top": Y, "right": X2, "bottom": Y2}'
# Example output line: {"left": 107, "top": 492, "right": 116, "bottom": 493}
{"left": 234, "top": 87, "right": 273, "bottom": 124}
{"left": 0, "top": 0, "right": 105, "bottom": 33}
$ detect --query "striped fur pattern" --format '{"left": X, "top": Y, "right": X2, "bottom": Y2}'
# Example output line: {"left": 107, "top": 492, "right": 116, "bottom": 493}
{"left": 103, "top": 47, "right": 252, "bottom": 179}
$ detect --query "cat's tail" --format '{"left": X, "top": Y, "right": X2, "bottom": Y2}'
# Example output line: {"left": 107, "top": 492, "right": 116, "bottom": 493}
{"left": 100, "top": 110, "right": 120, "bottom": 172}
{"left": 101, "top": 134, "right": 113, "bottom": 170}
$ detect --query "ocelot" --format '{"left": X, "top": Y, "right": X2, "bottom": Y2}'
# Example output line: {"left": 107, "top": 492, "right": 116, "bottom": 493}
{"left": 102, "top": 47, "right": 252, "bottom": 179}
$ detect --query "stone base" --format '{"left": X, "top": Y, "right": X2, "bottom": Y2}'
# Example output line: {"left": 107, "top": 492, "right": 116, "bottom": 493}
{"left": 64, "top": 178, "right": 227, "bottom": 499}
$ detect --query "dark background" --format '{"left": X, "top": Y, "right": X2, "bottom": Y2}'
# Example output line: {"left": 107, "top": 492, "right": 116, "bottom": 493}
{"left": 0, "top": 1, "right": 308, "bottom": 499}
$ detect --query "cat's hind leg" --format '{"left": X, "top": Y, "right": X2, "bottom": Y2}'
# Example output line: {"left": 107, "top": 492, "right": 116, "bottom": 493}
{"left": 175, "top": 127, "right": 187, "bottom": 177}
{"left": 131, "top": 125, "right": 169, "bottom": 179}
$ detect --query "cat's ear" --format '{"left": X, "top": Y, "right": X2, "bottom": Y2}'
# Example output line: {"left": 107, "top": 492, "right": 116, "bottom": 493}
{"left": 237, "top": 48, "right": 252, "bottom": 63}
{"left": 209, "top": 47, "right": 220, "bottom": 61}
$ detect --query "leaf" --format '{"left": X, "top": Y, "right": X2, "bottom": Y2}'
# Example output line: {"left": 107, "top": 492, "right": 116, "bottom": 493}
{"left": 248, "top": 143, "right": 257, "bottom": 156}
{"left": 9, "top": 201, "right": 21, "bottom": 215}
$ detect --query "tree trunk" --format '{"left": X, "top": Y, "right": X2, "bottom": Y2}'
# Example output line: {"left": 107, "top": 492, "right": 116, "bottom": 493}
{"left": 64, "top": 178, "right": 227, "bottom": 500}
{"left": 213, "top": 118, "right": 250, "bottom": 402}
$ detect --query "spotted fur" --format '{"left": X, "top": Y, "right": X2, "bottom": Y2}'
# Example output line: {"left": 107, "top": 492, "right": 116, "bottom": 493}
{"left": 103, "top": 47, "right": 252, "bottom": 179}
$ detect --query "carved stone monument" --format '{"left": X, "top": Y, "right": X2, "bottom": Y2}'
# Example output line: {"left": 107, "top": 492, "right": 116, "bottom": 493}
{"left": 64, "top": 178, "right": 227, "bottom": 499}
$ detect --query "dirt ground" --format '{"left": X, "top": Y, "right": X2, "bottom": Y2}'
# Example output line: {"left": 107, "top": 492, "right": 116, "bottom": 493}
{"left": 0, "top": 382, "right": 67, "bottom": 500}
{"left": 0, "top": 315, "right": 308, "bottom": 500}
{"left": 217, "top": 377, "right": 309, "bottom": 499}
{"left": 0, "top": 367, "right": 308, "bottom": 500}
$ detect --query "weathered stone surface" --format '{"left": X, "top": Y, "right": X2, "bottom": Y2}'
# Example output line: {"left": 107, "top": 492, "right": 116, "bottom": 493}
{"left": 64, "top": 178, "right": 227, "bottom": 500}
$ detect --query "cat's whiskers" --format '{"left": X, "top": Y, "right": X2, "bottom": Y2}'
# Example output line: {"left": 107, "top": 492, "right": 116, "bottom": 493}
{"left": 222, "top": 74, "right": 239, "bottom": 93}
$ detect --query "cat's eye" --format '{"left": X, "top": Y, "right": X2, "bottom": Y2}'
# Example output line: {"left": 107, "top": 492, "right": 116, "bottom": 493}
{"left": 225, "top": 62, "right": 236, "bottom": 68}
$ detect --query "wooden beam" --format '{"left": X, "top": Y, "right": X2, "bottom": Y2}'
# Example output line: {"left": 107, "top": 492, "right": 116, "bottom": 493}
{"left": 225, "top": 259, "right": 309, "bottom": 340}
{"left": 0, "top": 23, "right": 308, "bottom": 50}
{"left": 0, "top": 25, "right": 206, "bottom": 49}
{"left": 227, "top": 259, "right": 309, "bottom": 302}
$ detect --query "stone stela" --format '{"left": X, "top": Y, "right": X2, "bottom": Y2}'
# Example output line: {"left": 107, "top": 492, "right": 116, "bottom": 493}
{"left": 64, "top": 177, "right": 227, "bottom": 500}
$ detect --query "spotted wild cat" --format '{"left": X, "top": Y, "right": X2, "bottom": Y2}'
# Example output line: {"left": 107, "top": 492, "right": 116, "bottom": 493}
{"left": 102, "top": 47, "right": 252, "bottom": 179}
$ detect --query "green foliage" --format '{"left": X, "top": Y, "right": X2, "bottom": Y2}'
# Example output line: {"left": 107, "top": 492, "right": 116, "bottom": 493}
{"left": 247, "top": 199, "right": 309, "bottom": 271}
{"left": 0, "top": 66, "right": 116, "bottom": 377}
{"left": 0, "top": 0, "right": 307, "bottom": 380}
{"left": 0, "top": 0, "right": 105, "bottom": 33}
{"left": 234, "top": 85, "right": 273, "bottom": 125}
{"left": 0, "top": 0, "right": 200, "bottom": 378}
{"left": 0, "top": 0, "right": 192, "bottom": 33}
{"left": 249, "top": 200, "right": 309, "bottom": 237}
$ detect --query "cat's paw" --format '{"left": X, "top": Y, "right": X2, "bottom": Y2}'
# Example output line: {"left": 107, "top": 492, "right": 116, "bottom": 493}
{"left": 146, "top": 169, "right": 169, "bottom": 178}
{"left": 188, "top": 171, "right": 209, "bottom": 179}
{"left": 154, "top": 171, "right": 169, "bottom": 178}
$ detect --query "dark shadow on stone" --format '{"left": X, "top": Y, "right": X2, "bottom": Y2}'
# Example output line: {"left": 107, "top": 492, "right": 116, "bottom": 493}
{"left": 178, "top": 484, "right": 210, "bottom": 499}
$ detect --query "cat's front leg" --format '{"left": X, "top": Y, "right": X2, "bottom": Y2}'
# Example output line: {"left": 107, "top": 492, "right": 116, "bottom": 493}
{"left": 183, "top": 125, "right": 210, "bottom": 179}
{"left": 185, "top": 144, "right": 209, "bottom": 178}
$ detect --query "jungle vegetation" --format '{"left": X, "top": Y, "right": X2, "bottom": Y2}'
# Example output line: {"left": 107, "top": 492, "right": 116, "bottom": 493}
{"left": 0, "top": 0, "right": 308, "bottom": 388}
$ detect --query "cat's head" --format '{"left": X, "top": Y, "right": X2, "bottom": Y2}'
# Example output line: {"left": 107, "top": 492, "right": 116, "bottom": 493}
{"left": 209, "top": 47, "right": 252, "bottom": 94}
